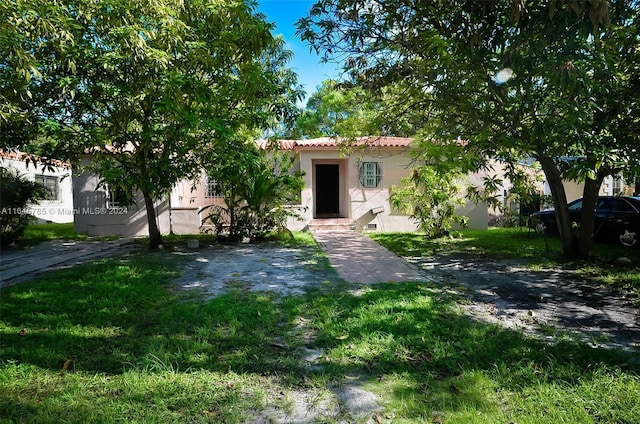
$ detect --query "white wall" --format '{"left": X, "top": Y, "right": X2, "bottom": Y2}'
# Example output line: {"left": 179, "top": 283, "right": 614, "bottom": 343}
{"left": 1, "top": 155, "right": 74, "bottom": 223}
{"left": 294, "top": 147, "right": 487, "bottom": 232}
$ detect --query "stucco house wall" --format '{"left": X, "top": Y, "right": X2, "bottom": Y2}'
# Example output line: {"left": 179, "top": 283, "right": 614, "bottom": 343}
{"left": 293, "top": 147, "right": 422, "bottom": 232}
{"left": 1, "top": 151, "right": 74, "bottom": 224}
{"left": 74, "top": 164, "right": 212, "bottom": 237}
{"left": 549, "top": 175, "right": 627, "bottom": 204}
{"left": 280, "top": 137, "right": 488, "bottom": 232}
{"left": 73, "top": 137, "right": 492, "bottom": 236}
{"left": 73, "top": 165, "right": 169, "bottom": 236}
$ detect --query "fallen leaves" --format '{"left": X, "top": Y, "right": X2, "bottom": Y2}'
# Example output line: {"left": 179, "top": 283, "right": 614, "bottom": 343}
{"left": 18, "top": 327, "right": 49, "bottom": 336}
{"left": 61, "top": 358, "right": 74, "bottom": 372}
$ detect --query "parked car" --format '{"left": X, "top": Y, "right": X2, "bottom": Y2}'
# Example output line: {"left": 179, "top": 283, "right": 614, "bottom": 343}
{"left": 528, "top": 196, "right": 640, "bottom": 247}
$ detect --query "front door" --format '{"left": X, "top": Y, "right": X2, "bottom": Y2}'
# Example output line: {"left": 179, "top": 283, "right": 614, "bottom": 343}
{"left": 315, "top": 164, "right": 340, "bottom": 217}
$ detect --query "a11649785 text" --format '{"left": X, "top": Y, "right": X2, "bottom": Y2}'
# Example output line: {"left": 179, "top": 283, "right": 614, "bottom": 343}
{"left": 0, "top": 207, "right": 129, "bottom": 216}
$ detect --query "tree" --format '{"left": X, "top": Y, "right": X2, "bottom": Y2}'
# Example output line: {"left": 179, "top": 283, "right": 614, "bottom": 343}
{"left": 299, "top": 0, "right": 640, "bottom": 258}
{"left": 283, "top": 79, "right": 423, "bottom": 139}
{"left": 0, "top": 0, "right": 78, "bottom": 151}
{"left": 3, "top": 0, "right": 302, "bottom": 249}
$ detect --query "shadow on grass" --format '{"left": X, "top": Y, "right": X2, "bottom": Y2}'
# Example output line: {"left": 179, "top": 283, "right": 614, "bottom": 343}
{"left": 372, "top": 229, "right": 640, "bottom": 291}
{"left": 1, "top": 252, "right": 638, "bottom": 422}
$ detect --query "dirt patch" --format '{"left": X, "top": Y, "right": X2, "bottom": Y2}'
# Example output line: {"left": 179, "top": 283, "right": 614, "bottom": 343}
{"left": 173, "top": 242, "right": 384, "bottom": 423}
{"left": 173, "top": 243, "right": 335, "bottom": 299}
{"left": 409, "top": 253, "right": 640, "bottom": 356}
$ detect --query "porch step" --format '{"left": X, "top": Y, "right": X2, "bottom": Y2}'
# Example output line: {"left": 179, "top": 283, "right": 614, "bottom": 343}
{"left": 309, "top": 218, "right": 355, "bottom": 232}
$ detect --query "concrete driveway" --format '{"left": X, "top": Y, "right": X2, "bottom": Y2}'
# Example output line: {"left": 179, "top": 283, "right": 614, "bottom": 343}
{"left": 0, "top": 238, "right": 138, "bottom": 288}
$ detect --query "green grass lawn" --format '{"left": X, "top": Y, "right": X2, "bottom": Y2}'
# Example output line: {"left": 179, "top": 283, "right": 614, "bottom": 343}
{"left": 19, "top": 222, "right": 121, "bottom": 245}
{"left": 1, "top": 230, "right": 639, "bottom": 423}
{"left": 20, "top": 222, "right": 90, "bottom": 243}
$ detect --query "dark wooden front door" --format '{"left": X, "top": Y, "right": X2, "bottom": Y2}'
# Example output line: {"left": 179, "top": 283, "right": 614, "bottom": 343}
{"left": 315, "top": 164, "right": 340, "bottom": 217}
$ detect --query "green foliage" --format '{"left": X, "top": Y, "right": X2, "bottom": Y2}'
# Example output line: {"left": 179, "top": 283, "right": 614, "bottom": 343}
{"left": 391, "top": 166, "right": 468, "bottom": 238}
{"left": 0, "top": 167, "right": 46, "bottom": 246}
{"left": 202, "top": 146, "right": 304, "bottom": 241}
{"left": 0, "top": 0, "right": 77, "bottom": 150}
{"left": 2, "top": 0, "right": 303, "bottom": 248}
{"left": 299, "top": 0, "right": 640, "bottom": 258}
{"left": 20, "top": 222, "right": 88, "bottom": 243}
{"left": 283, "top": 79, "right": 421, "bottom": 139}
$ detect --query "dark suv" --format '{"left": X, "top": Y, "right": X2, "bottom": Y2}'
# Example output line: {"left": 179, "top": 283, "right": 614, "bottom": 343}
{"left": 528, "top": 196, "right": 640, "bottom": 247}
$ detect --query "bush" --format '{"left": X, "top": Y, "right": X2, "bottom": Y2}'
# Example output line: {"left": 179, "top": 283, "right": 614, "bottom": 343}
{"left": 0, "top": 167, "right": 47, "bottom": 246}
{"left": 201, "top": 150, "right": 304, "bottom": 242}
{"left": 391, "top": 167, "right": 468, "bottom": 238}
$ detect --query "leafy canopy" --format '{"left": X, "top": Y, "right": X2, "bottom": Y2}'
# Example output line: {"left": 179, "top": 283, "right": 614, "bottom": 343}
{"left": 298, "top": 0, "right": 640, "bottom": 257}
{"left": 2, "top": 0, "right": 302, "bottom": 247}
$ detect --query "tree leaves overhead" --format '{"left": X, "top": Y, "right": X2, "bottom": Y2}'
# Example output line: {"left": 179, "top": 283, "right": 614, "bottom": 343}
{"left": 283, "top": 79, "right": 425, "bottom": 139}
{"left": 298, "top": 0, "right": 640, "bottom": 257}
{"left": 2, "top": 0, "right": 302, "bottom": 248}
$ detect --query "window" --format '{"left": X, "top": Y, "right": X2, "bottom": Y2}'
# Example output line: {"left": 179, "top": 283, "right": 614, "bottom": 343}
{"left": 106, "top": 186, "right": 130, "bottom": 208}
{"left": 205, "top": 175, "right": 222, "bottom": 198}
{"left": 612, "top": 174, "right": 623, "bottom": 195}
{"left": 35, "top": 175, "right": 59, "bottom": 201}
{"left": 359, "top": 162, "right": 382, "bottom": 188}
{"left": 568, "top": 200, "right": 583, "bottom": 211}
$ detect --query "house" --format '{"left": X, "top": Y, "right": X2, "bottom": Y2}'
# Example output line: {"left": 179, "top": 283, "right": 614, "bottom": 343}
{"left": 0, "top": 150, "right": 74, "bottom": 224}
{"left": 547, "top": 174, "right": 634, "bottom": 203}
{"left": 72, "top": 136, "right": 490, "bottom": 236}
{"left": 257, "top": 137, "right": 488, "bottom": 232}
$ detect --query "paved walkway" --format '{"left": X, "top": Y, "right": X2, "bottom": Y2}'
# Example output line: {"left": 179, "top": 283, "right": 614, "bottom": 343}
{"left": 0, "top": 239, "right": 138, "bottom": 288}
{"left": 0, "top": 232, "right": 424, "bottom": 289}
{"left": 313, "top": 231, "right": 425, "bottom": 284}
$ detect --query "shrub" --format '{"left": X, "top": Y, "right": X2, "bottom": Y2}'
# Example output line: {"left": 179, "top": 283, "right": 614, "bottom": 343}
{"left": 0, "top": 167, "right": 47, "bottom": 246}
{"left": 201, "top": 150, "right": 304, "bottom": 241}
{"left": 391, "top": 167, "right": 468, "bottom": 238}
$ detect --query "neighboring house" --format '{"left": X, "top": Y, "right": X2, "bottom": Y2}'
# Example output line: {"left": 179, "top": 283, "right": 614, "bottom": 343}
{"left": 549, "top": 174, "right": 633, "bottom": 204}
{"left": 1, "top": 150, "right": 74, "bottom": 224}
{"left": 536, "top": 157, "right": 636, "bottom": 205}
{"left": 73, "top": 136, "right": 490, "bottom": 236}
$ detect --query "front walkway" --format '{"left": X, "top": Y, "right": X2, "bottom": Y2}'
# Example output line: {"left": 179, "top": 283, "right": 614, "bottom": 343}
{"left": 0, "top": 239, "right": 137, "bottom": 288}
{"left": 312, "top": 231, "right": 425, "bottom": 284}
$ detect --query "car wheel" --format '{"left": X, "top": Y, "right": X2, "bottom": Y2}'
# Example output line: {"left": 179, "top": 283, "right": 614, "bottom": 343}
{"left": 534, "top": 222, "right": 547, "bottom": 234}
{"left": 619, "top": 229, "right": 638, "bottom": 247}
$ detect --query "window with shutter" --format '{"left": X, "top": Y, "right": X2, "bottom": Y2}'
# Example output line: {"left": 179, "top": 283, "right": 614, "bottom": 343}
{"left": 359, "top": 162, "right": 382, "bottom": 188}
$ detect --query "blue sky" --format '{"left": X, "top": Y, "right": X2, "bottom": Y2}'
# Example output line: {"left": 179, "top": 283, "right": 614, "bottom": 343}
{"left": 256, "top": 0, "right": 342, "bottom": 104}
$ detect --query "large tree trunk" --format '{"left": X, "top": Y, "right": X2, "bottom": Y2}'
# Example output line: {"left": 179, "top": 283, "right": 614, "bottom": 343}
{"left": 538, "top": 156, "right": 577, "bottom": 257}
{"left": 576, "top": 176, "right": 604, "bottom": 258}
{"left": 143, "top": 190, "right": 163, "bottom": 249}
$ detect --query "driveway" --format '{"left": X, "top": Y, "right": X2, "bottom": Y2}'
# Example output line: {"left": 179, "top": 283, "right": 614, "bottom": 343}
{"left": 410, "top": 252, "right": 640, "bottom": 355}
{"left": 0, "top": 239, "right": 138, "bottom": 288}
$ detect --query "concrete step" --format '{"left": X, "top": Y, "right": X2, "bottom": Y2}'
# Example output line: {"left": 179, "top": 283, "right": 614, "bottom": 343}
{"left": 309, "top": 218, "right": 355, "bottom": 232}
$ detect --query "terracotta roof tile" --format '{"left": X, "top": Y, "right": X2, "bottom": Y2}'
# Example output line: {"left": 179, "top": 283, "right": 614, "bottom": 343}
{"left": 0, "top": 150, "right": 72, "bottom": 169}
{"left": 257, "top": 136, "right": 413, "bottom": 150}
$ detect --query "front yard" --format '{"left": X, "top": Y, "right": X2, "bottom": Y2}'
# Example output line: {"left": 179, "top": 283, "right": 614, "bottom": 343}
{"left": 1, "top": 229, "right": 639, "bottom": 423}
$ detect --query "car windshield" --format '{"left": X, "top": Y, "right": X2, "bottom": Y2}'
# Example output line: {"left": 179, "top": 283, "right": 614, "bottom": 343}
{"left": 568, "top": 200, "right": 583, "bottom": 211}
